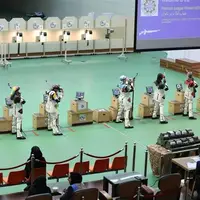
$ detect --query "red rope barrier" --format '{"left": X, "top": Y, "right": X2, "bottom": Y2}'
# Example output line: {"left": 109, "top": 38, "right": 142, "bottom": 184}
{"left": 83, "top": 148, "right": 124, "bottom": 159}
{"left": 0, "top": 160, "right": 30, "bottom": 171}
{"left": 35, "top": 154, "right": 79, "bottom": 164}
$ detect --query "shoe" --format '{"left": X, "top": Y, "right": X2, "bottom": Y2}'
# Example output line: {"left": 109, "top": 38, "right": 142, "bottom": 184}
{"left": 152, "top": 117, "right": 159, "bottom": 119}
{"left": 48, "top": 129, "right": 52, "bottom": 131}
{"left": 160, "top": 121, "right": 168, "bottom": 124}
{"left": 12, "top": 132, "right": 17, "bottom": 135}
{"left": 189, "top": 116, "right": 197, "bottom": 120}
{"left": 115, "top": 120, "right": 123, "bottom": 123}
{"left": 53, "top": 133, "right": 63, "bottom": 136}
{"left": 125, "top": 126, "right": 134, "bottom": 129}
{"left": 183, "top": 113, "right": 188, "bottom": 116}
{"left": 17, "top": 136, "right": 26, "bottom": 140}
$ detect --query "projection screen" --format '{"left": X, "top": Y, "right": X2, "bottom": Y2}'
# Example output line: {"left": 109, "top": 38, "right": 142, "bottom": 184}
{"left": 134, "top": 0, "right": 200, "bottom": 51}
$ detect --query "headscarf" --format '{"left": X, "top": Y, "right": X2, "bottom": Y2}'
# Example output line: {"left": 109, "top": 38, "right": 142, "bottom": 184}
{"left": 30, "top": 146, "right": 43, "bottom": 159}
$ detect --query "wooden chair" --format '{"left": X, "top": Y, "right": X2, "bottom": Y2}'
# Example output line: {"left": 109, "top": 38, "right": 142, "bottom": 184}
{"left": 25, "top": 193, "right": 52, "bottom": 200}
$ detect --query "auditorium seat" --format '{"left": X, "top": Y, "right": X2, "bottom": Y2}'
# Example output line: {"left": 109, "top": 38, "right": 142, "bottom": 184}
{"left": 47, "top": 163, "right": 69, "bottom": 180}
{"left": 71, "top": 188, "right": 98, "bottom": 200}
{"left": 141, "top": 173, "right": 181, "bottom": 200}
{"left": 25, "top": 193, "right": 52, "bottom": 200}
{"left": 89, "top": 158, "right": 109, "bottom": 173}
{"left": 109, "top": 156, "right": 125, "bottom": 173}
{"left": 70, "top": 161, "right": 89, "bottom": 174}
{"left": 3, "top": 170, "right": 25, "bottom": 185}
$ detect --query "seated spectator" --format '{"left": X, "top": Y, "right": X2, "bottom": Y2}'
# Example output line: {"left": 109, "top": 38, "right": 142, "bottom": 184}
{"left": 24, "top": 146, "right": 46, "bottom": 191}
{"left": 60, "top": 172, "right": 85, "bottom": 200}
{"left": 28, "top": 176, "right": 51, "bottom": 196}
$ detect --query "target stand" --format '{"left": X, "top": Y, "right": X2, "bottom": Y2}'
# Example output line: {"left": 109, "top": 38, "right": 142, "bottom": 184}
{"left": 62, "top": 42, "right": 72, "bottom": 64}
{"left": 118, "top": 38, "right": 127, "bottom": 61}
{"left": 0, "top": 43, "right": 12, "bottom": 68}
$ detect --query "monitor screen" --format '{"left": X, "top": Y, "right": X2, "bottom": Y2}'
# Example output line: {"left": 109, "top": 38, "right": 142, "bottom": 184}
{"left": 176, "top": 84, "right": 183, "bottom": 91}
{"left": 43, "top": 94, "right": 48, "bottom": 103}
{"left": 5, "top": 97, "right": 13, "bottom": 107}
{"left": 135, "top": 0, "right": 200, "bottom": 51}
{"left": 76, "top": 92, "right": 84, "bottom": 99}
{"left": 112, "top": 88, "right": 120, "bottom": 96}
{"left": 146, "top": 86, "right": 154, "bottom": 94}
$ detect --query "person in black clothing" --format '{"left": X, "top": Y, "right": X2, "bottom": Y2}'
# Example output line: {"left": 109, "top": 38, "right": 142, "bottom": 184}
{"left": 28, "top": 176, "right": 51, "bottom": 196}
{"left": 24, "top": 146, "right": 46, "bottom": 191}
{"left": 60, "top": 172, "right": 84, "bottom": 200}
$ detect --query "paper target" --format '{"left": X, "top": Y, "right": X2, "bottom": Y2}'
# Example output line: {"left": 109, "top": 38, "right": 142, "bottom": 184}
{"left": 33, "top": 22, "right": 40, "bottom": 30}
{"left": 15, "top": 23, "right": 20, "bottom": 30}
{"left": 67, "top": 21, "right": 73, "bottom": 28}
{"left": 100, "top": 21, "right": 106, "bottom": 27}
{"left": 84, "top": 21, "right": 90, "bottom": 28}
{"left": 50, "top": 22, "right": 56, "bottom": 29}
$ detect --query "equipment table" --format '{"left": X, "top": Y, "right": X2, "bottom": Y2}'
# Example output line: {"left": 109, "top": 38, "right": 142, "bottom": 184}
{"left": 172, "top": 156, "right": 200, "bottom": 200}
{"left": 103, "top": 172, "right": 147, "bottom": 197}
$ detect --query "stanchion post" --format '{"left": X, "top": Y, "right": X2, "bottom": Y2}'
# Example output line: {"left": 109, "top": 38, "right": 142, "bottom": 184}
{"left": 79, "top": 148, "right": 83, "bottom": 174}
{"left": 159, "top": 156, "right": 164, "bottom": 177}
{"left": 137, "top": 186, "right": 141, "bottom": 200}
{"left": 124, "top": 142, "right": 128, "bottom": 172}
{"left": 144, "top": 149, "right": 148, "bottom": 177}
{"left": 132, "top": 143, "right": 136, "bottom": 171}
{"left": 31, "top": 154, "right": 35, "bottom": 185}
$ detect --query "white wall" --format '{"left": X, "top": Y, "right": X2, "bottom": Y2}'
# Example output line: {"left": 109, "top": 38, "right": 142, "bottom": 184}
{"left": 4, "top": 0, "right": 135, "bottom": 18}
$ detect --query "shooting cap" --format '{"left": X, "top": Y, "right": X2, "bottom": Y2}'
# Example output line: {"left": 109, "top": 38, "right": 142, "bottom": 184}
{"left": 120, "top": 75, "right": 127, "bottom": 81}
{"left": 51, "top": 84, "right": 61, "bottom": 91}
{"left": 187, "top": 71, "right": 193, "bottom": 79}
{"left": 157, "top": 73, "right": 164, "bottom": 80}
{"left": 10, "top": 86, "right": 20, "bottom": 95}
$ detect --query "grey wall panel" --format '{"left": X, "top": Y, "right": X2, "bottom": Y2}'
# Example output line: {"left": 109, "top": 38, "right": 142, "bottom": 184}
{"left": 4, "top": 0, "right": 134, "bottom": 18}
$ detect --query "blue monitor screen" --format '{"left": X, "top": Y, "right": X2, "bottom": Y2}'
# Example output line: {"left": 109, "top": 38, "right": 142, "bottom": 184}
{"left": 176, "top": 84, "right": 183, "bottom": 91}
{"left": 76, "top": 92, "right": 84, "bottom": 99}
{"left": 112, "top": 88, "right": 120, "bottom": 96}
{"left": 146, "top": 86, "right": 153, "bottom": 94}
{"left": 5, "top": 97, "right": 13, "bottom": 106}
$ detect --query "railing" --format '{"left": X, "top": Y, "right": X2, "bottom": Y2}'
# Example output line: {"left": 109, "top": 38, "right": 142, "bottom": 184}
{"left": 0, "top": 142, "right": 149, "bottom": 186}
